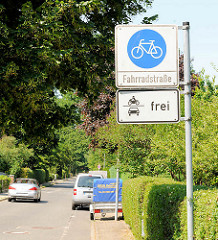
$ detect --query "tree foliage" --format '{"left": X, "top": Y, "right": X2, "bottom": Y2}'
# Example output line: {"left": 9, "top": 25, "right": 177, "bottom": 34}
{"left": 79, "top": 86, "right": 116, "bottom": 137}
{"left": 87, "top": 76, "right": 218, "bottom": 186}
{"left": 0, "top": 135, "right": 34, "bottom": 176}
{"left": 50, "top": 126, "right": 90, "bottom": 176}
{"left": 89, "top": 113, "right": 152, "bottom": 178}
{"left": 179, "top": 54, "right": 200, "bottom": 96}
{"left": 0, "top": 0, "right": 156, "bottom": 153}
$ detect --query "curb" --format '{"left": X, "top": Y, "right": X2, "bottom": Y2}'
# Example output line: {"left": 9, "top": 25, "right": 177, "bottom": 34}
{"left": 91, "top": 221, "right": 96, "bottom": 240}
{"left": 0, "top": 196, "right": 8, "bottom": 202}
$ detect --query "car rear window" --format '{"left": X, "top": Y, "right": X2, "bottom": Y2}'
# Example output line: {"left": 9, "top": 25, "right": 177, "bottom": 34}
{"left": 15, "top": 179, "right": 37, "bottom": 184}
{"left": 77, "top": 176, "right": 101, "bottom": 188}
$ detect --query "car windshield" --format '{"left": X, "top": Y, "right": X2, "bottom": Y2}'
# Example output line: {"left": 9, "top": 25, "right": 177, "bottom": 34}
{"left": 77, "top": 176, "right": 101, "bottom": 188}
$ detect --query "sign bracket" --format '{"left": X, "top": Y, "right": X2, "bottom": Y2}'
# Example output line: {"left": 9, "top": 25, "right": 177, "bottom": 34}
{"left": 180, "top": 90, "right": 192, "bottom": 95}
{"left": 180, "top": 117, "right": 192, "bottom": 121}
{"left": 179, "top": 81, "right": 191, "bottom": 86}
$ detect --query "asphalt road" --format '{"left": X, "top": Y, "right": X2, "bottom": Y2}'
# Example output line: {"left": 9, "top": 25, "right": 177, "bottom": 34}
{"left": 0, "top": 179, "right": 91, "bottom": 240}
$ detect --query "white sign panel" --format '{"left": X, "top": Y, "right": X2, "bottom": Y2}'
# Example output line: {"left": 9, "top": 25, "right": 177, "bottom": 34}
{"left": 117, "top": 89, "right": 180, "bottom": 124}
{"left": 115, "top": 25, "right": 178, "bottom": 88}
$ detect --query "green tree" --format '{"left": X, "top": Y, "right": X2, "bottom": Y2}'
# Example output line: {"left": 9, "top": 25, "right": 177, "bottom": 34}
{"left": 87, "top": 75, "right": 218, "bottom": 186}
{"left": 50, "top": 127, "right": 90, "bottom": 176}
{"left": 194, "top": 69, "right": 218, "bottom": 100}
{"left": 149, "top": 122, "right": 186, "bottom": 181}
{"left": 148, "top": 77, "right": 218, "bottom": 185}
{"left": 0, "top": 0, "right": 156, "bottom": 143}
{"left": 0, "top": 135, "right": 34, "bottom": 176}
{"left": 90, "top": 112, "right": 152, "bottom": 178}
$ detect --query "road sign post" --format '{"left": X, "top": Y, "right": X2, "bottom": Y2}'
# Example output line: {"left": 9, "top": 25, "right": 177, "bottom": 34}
{"left": 183, "top": 22, "right": 193, "bottom": 240}
{"left": 115, "top": 23, "right": 193, "bottom": 237}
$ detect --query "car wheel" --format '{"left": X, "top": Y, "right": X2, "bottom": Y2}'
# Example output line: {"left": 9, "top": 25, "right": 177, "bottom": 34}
{"left": 90, "top": 213, "right": 94, "bottom": 220}
{"left": 8, "top": 198, "right": 11, "bottom": 202}
{"left": 72, "top": 204, "right": 77, "bottom": 210}
{"left": 38, "top": 196, "right": 41, "bottom": 202}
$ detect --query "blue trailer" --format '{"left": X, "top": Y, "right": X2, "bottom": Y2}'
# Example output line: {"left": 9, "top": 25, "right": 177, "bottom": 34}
{"left": 90, "top": 178, "right": 123, "bottom": 220}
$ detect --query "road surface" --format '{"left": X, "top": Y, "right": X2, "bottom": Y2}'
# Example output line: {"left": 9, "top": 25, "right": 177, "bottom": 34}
{"left": 0, "top": 179, "right": 91, "bottom": 240}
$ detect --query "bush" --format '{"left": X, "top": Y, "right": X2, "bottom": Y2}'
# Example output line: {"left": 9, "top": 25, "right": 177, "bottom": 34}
{"left": 123, "top": 177, "right": 153, "bottom": 240}
{"left": 175, "top": 188, "right": 218, "bottom": 240}
{"left": 123, "top": 176, "right": 217, "bottom": 240}
{"left": 49, "top": 173, "right": 55, "bottom": 181}
{"left": 33, "top": 169, "right": 46, "bottom": 184}
{"left": 123, "top": 177, "right": 185, "bottom": 239}
{"left": 0, "top": 175, "right": 11, "bottom": 192}
{"left": 45, "top": 169, "right": 49, "bottom": 182}
{"left": 143, "top": 179, "right": 186, "bottom": 240}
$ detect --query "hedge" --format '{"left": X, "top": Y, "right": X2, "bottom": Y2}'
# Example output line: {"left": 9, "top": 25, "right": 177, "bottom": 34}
{"left": 20, "top": 168, "right": 51, "bottom": 183}
{"left": 45, "top": 169, "right": 49, "bottom": 182}
{"left": 123, "top": 177, "right": 185, "bottom": 240}
{"left": 122, "top": 177, "right": 150, "bottom": 239}
{"left": 0, "top": 175, "right": 11, "bottom": 192}
{"left": 33, "top": 169, "right": 46, "bottom": 184}
{"left": 122, "top": 176, "right": 217, "bottom": 240}
{"left": 175, "top": 188, "right": 218, "bottom": 240}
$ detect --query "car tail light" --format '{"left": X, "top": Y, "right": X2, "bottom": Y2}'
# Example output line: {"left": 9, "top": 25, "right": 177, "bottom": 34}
{"left": 118, "top": 209, "right": 123, "bottom": 213}
{"left": 9, "top": 186, "right": 16, "bottom": 190}
{"left": 73, "top": 189, "right": 77, "bottom": 195}
{"left": 94, "top": 209, "right": 101, "bottom": 213}
{"left": 29, "top": 187, "right": 37, "bottom": 191}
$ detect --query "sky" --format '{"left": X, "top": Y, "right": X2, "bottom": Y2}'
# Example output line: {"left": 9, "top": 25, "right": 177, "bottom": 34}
{"left": 132, "top": 0, "right": 218, "bottom": 84}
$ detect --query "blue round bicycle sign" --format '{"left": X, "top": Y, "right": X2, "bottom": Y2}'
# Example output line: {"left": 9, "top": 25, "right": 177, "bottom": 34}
{"left": 127, "top": 29, "right": 167, "bottom": 69}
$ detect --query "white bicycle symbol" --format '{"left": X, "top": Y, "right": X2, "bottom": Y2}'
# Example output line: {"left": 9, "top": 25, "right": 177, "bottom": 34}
{"left": 131, "top": 39, "right": 163, "bottom": 59}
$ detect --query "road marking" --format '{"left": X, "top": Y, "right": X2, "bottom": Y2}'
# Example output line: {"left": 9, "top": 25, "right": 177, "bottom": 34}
{"left": 32, "top": 226, "right": 54, "bottom": 230}
{"left": 59, "top": 213, "right": 75, "bottom": 240}
{"left": 3, "top": 231, "right": 29, "bottom": 234}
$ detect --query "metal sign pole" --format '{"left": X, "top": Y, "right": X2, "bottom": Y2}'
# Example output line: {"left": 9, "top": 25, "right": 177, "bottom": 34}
{"left": 115, "top": 166, "right": 119, "bottom": 221}
{"left": 183, "top": 21, "right": 194, "bottom": 240}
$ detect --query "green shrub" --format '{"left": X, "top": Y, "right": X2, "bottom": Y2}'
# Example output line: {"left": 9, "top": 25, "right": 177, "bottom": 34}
{"left": 175, "top": 188, "right": 218, "bottom": 240}
{"left": 123, "top": 177, "right": 152, "bottom": 240}
{"left": 20, "top": 168, "right": 34, "bottom": 178}
{"left": 143, "top": 179, "right": 186, "bottom": 240}
{"left": 123, "top": 177, "right": 186, "bottom": 239}
{"left": 33, "top": 169, "right": 46, "bottom": 184}
{"left": 49, "top": 173, "right": 55, "bottom": 181}
{"left": 123, "top": 176, "right": 217, "bottom": 240}
{"left": 0, "top": 175, "right": 11, "bottom": 192}
{"left": 45, "top": 169, "right": 49, "bottom": 182}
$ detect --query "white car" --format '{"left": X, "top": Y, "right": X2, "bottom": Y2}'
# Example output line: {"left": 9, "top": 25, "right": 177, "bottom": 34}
{"left": 8, "top": 178, "right": 41, "bottom": 202}
{"left": 72, "top": 173, "right": 103, "bottom": 210}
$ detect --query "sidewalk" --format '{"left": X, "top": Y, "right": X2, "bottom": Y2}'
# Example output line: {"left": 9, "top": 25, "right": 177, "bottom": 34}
{"left": 0, "top": 192, "right": 8, "bottom": 202}
{"left": 91, "top": 215, "right": 135, "bottom": 240}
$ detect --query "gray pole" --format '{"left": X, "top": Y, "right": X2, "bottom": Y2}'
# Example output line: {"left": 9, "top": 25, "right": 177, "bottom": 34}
{"left": 115, "top": 166, "right": 119, "bottom": 221}
{"left": 183, "top": 21, "right": 194, "bottom": 240}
